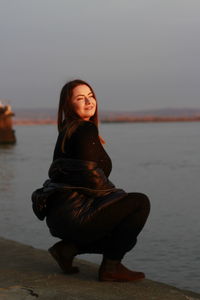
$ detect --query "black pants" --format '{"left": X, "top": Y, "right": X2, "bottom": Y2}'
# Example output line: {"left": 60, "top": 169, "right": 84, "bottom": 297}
{"left": 68, "top": 192, "right": 150, "bottom": 260}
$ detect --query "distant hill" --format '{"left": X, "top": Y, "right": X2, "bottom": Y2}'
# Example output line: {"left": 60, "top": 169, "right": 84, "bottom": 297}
{"left": 13, "top": 107, "right": 200, "bottom": 124}
{"left": 100, "top": 108, "right": 200, "bottom": 118}
{"left": 14, "top": 108, "right": 57, "bottom": 120}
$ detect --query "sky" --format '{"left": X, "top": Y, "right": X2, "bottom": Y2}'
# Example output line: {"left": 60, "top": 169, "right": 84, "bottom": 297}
{"left": 0, "top": 0, "right": 200, "bottom": 111}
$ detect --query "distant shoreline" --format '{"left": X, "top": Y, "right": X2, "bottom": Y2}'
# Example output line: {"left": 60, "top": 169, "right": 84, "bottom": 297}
{"left": 13, "top": 116, "right": 200, "bottom": 125}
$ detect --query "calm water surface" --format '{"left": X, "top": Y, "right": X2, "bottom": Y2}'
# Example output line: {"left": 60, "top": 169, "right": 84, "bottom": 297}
{"left": 0, "top": 122, "right": 199, "bottom": 293}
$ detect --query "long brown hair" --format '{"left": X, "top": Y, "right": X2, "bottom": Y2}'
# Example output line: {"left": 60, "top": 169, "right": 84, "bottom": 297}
{"left": 57, "top": 79, "right": 105, "bottom": 152}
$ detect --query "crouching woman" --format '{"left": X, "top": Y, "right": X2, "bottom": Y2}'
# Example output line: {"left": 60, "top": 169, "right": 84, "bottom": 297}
{"left": 33, "top": 79, "right": 150, "bottom": 282}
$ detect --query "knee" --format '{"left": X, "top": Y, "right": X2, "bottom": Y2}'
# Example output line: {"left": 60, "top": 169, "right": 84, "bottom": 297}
{"left": 139, "top": 193, "right": 151, "bottom": 214}
{"left": 126, "top": 192, "right": 151, "bottom": 215}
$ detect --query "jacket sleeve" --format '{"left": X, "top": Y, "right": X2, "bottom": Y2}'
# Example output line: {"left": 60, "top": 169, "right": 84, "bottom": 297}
{"left": 67, "top": 121, "right": 101, "bottom": 161}
{"left": 65, "top": 121, "right": 112, "bottom": 177}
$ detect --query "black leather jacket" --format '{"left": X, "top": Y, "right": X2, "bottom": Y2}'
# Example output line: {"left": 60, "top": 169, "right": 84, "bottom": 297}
{"left": 49, "top": 158, "right": 119, "bottom": 194}
{"left": 32, "top": 158, "right": 126, "bottom": 223}
{"left": 44, "top": 158, "right": 126, "bottom": 240}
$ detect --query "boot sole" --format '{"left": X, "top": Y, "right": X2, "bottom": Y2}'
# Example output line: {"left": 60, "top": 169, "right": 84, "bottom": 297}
{"left": 99, "top": 275, "right": 145, "bottom": 282}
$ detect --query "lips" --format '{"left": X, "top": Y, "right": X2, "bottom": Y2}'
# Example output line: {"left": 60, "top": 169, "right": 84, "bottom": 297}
{"left": 85, "top": 106, "right": 94, "bottom": 110}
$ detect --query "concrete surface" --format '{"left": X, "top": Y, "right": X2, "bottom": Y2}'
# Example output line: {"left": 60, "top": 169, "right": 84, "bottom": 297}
{"left": 0, "top": 237, "right": 199, "bottom": 300}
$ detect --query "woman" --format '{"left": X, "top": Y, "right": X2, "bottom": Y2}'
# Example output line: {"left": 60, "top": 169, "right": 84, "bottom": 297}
{"left": 46, "top": 79, "right": 150, "bottom": 282}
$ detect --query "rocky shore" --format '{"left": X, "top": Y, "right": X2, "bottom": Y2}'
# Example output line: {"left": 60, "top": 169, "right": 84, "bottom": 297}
{"left": 0, "top": 237, "right": 199, "bottom": 300}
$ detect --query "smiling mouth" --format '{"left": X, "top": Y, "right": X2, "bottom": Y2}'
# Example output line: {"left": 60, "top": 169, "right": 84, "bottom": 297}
{"left": 85, "top": 106, "right": 94, "bottom": 110}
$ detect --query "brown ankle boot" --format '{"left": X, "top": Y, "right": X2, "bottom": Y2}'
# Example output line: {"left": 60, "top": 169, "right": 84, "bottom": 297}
{"left": 98, "top": 259, "right": 145, "bottom": 282}
{"left": 48, "top": 241, "right": 79, "bottom": 274}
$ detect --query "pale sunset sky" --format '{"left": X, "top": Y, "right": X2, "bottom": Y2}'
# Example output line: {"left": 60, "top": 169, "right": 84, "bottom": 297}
{"left": 0, "top": 0, "right": 200, "bottom": 111}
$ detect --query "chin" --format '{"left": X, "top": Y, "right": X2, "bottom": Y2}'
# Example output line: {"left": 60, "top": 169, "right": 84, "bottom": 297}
{"left": 82, "top": 114, "right": 95, "bottom": 121}
{"left": 86, "top": 112, "right": 95, "bottom": 118}
{"left": 86, "top": 115, "right": 94, "bottom": 120}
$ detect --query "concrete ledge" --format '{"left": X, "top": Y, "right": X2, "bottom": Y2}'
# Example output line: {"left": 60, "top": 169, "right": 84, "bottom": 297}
{"left": 0, "top": 237, "right": 199, "bottom": 300}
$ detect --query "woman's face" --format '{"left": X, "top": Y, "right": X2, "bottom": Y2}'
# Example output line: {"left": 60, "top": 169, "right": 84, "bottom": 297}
{"left": 71, "top": 84, "right": 96, "bottom": 120}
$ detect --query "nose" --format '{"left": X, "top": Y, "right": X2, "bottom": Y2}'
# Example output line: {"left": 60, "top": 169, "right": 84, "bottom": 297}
{"left": 85, "top": 97, "right": 91, "bottom": 104}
